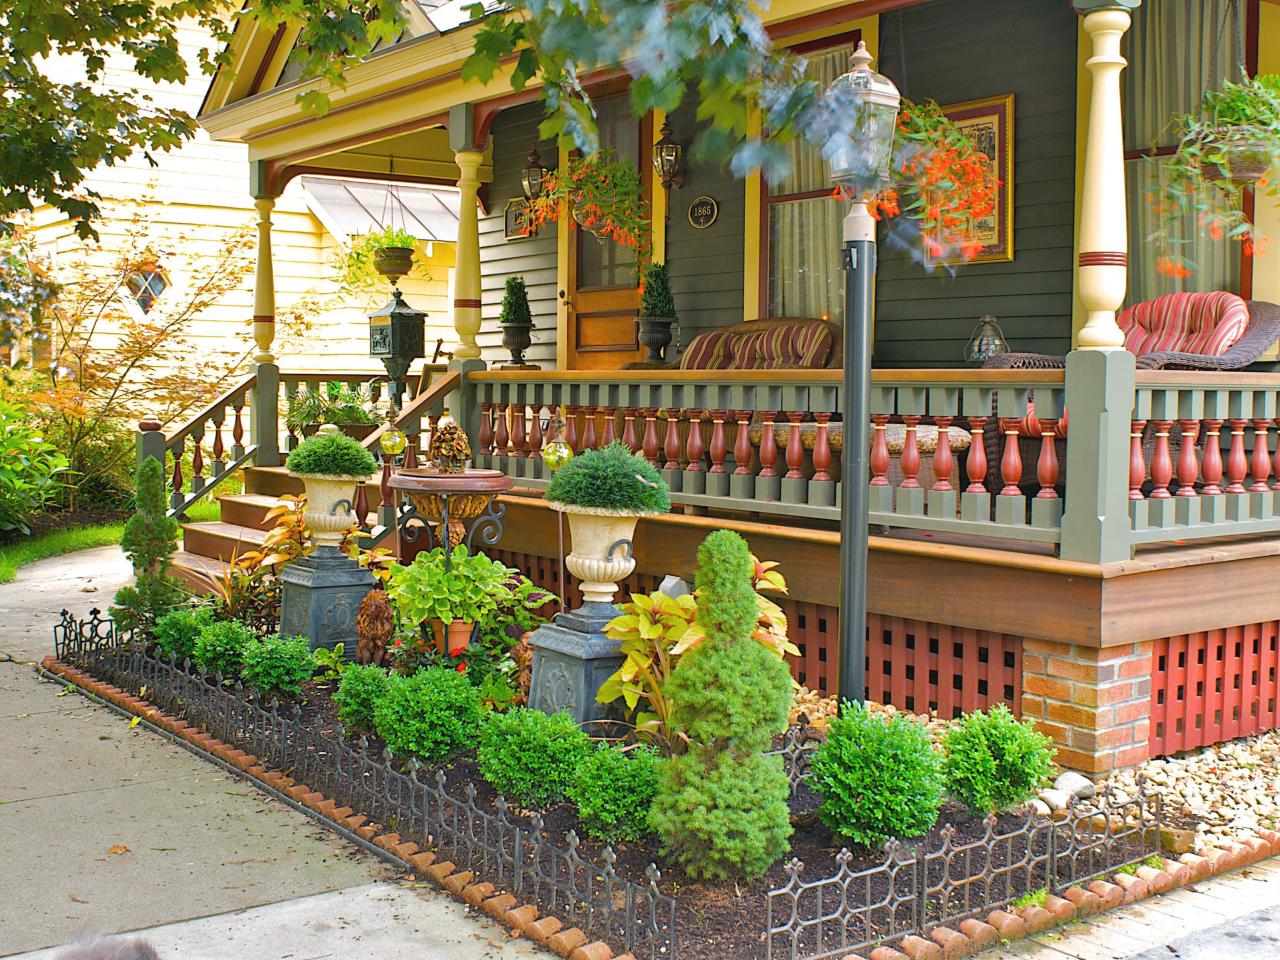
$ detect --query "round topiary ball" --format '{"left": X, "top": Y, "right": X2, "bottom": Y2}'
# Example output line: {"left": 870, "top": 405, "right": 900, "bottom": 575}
{"left": 545, "top": 441, "right": 670, "bottom": 513}
{"left": 286, "top": 427, "right": 378, "bottom": 477}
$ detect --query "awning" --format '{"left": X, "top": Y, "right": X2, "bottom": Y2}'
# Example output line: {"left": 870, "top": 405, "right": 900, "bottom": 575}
{"left": 301, "top": 176, "right": 461, "bottom": 244}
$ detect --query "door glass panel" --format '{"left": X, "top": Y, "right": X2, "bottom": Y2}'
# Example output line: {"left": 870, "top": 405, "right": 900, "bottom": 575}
{"left": 578, "top": 95, "right": 640, "bottom": 289}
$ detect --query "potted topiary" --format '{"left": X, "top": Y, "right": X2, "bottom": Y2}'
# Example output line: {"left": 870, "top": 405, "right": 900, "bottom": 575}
{"left": 637, "top": 262, "right": 677, "bottom": 364}
{"left": 284, "top": 425, "right": 379, "bottom": 548}
{"left": 499, "top": 275, "right": 537, "bottom": 369}
{"left": 385, "top": 546, "right": 515, "bottom": 654}
{"left": 544, "top": 441, "right": 670, "bottom": 606}
{"left": 285, "top": 382, "right": 379, "bottom": 441}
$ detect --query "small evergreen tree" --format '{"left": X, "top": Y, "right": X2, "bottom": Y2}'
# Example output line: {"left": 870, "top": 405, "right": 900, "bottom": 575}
{"left": 499, "top": 275, "right": 533, "bottom": 327}
{"left": 649, "top": 530, "right": 793, "bottom": 880}
{"left": 111, "top": 457, "right": 182, "bottom": 634}
{"left": 639, "top": 263, "right": 676, "bottom": 319}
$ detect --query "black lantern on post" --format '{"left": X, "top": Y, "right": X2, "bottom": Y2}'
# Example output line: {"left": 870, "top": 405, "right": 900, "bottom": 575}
{"left": 369, "top": 289, "right": 426, "bottom": 411}
{"left": 829, "top": 41, "right": 901, "bottom": 708}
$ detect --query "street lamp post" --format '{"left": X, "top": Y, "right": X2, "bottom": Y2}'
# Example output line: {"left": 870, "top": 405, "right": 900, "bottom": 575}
{"left": 827, "top": 42, "right": 901, "bottom": 706}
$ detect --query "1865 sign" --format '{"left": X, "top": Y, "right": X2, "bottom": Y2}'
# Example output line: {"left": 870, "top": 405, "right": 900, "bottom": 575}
{"left": 687, "top": 195, "right": 718, "bottom": 229}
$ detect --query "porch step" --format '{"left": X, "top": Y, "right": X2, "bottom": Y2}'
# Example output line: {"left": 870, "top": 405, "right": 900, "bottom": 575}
{"left": 182, "top": 521, "right": 268, "bottom": 564}
{"left": 216, "top": 493, "right": 285, "bottom": 530}
{"left": 243, "top": 465, "right": 304, "bottom": 498}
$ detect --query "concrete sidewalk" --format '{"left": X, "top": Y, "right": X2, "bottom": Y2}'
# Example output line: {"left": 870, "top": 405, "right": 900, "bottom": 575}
{"left": 0, "top": 546, "right": 539, "bottom": 959}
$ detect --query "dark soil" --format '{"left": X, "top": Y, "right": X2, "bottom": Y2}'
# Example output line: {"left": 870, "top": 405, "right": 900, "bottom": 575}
{"left": 0, "top": 508, "right": 130, "bottom": 546}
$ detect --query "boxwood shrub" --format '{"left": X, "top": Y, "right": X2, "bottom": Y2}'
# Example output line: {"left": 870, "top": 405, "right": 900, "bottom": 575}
{"left": 942, "top": 704, "right": 1056, "bottom": 814}
{"left": 153, "top": 605, "right": 216, "bottom": 661}
{"left": 476, "top": 707, "right": 591, "bottom": 808}
{"left": 334, "top": 663, "right": 391, "bottom": 733}
{"left": 285, "top": 430, "right": 377, "bottom": 477}
{"left": 569, "top": 745, "right": 659, "bottom": 843}
{"left": 192, "top": 619, "right": 256, "bottom": 676}
{"left": 239, "top": 634, "right": 315, "bottom": 697}
{"left": 374, "top": 667, "right": 482, "bottom": 764}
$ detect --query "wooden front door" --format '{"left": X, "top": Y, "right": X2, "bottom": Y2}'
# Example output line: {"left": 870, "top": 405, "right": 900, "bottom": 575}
{"left": 564, "top": 96, "right": 650, "bottom": 370}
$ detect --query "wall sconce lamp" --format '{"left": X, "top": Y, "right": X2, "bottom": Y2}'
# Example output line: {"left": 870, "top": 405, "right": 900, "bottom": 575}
{"left": 520, "top": 142, "right": 548, "bottom": 201}
{"left": 653, "top": 119, "right": 686, "bottom": 191}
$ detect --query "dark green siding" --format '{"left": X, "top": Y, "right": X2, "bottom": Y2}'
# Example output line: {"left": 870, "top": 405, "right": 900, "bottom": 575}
{"left": 663, "top": 102, "right": 746, "bottom": 351}
{"left": 478, "top": 104, "right": 559, "bottom": 367}
{"left": 874, "top": 0, "right": 1079, "bottom": 367}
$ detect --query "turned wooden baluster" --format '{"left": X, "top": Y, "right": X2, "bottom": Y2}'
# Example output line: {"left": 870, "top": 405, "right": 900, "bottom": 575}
{"left": 510, "top": 402, "right": 527, "bottom": 458}
{"left": 1149, "top": 420, "right": 1173, "bottom": 499}
{"left": 1036, "top": 420, "right": 1059, "bottom": 499}
{"left": 784, "top": 412, "right": 806, "bottom": 480}
{"left": 870, "top": 415, "right": 891, "bottom": 486}
{"left": 211, "top": 411, "right": 226, "bottom": 474}
{"left": 1202, "top": 419, "right": 1224, "bottom": 496}
{"left": 170, "top": 439, "right": 184, "bottom": 512}
{"left": 232, "top": 400, "right": 245, "bottom": 458}
{"left": 812, "top": 413, "right": 832, "bottom": 483}
{"left": 965, "top": 416, "right": 988, "bottom": 494}
{"left": 1251, "top": 419, "right": 1273, "bottom": 492}
{"left": 582, "top": 407, "right": 599, "bottom": 451}
{"left": 900, "top": 416, "right": 922, "bottom": 489}
{"left": 932, "top": 416, "right": 954, "bottom": 492}
{"left": 1176, "top": 420, "right": 1201, "bottom": 497}
{"left": 642, "top": 409, "right": 660, "bottom": 465}
{"left": 998, "top": 418, "right": 1022, "bottom": 496}
{"left": 601, "top": 407, "right": 617, "bottom": 446}
{"left": 759, "top": 413, "right": 778, "bottom": 479}
{"left": 403, "top": 438, "right": 419, "bottom": 471}
{"left": 380, "top": 452, "right": 393, "bottom": 508}
{"left": 1273, "top": 417, "right": 1280, "bottom": 491}
{"left": 191, "top": 421, "right": 206, "bottom": 490}
{"left": 733, "top": 411, "right": 753, "bottom": 476}
{"left": 709, "top": 411, "right": 728, "bottom": 474}
{"left": 685, "top": 410, "right": 706, "bottom": 471}
{"left": 1129, "top": 420, "right": 1147, "bottom": 500}
{"left": 664, "top": 410, "right": 682, "bottom": 470}
{"left": 621, "top": 408, "right": 639, "bottom": 453}
{"left": 1226, "top": 419, "right": 1249, "bottom": 494}
{"left": 493, "top": 403, "right": 510, "bottom": 457}
{"left": 353, "top": 481, "right": 370, "bottom": 531}
{"left": 564, "top": 406, "right": 580, "bottom": 452}
{"left": 527, "top": 405, "right": 544, "bottom": 459}
{"left": 478, "top": 403, "right": 494, "bottom": 455}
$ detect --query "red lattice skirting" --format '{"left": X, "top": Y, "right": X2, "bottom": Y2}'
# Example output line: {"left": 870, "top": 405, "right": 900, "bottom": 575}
{"left": 1150, "top": 621, "right": 1280, "bottom": 757}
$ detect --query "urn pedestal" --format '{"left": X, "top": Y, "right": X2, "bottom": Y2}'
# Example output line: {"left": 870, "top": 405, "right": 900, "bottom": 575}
{"left": 280, "top": 546, "right": 375, "bottom": 653}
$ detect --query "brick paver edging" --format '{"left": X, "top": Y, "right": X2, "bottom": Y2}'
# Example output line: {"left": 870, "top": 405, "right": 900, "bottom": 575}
{"left": 39, "top": 655, "right": 1280, "bottom": 960}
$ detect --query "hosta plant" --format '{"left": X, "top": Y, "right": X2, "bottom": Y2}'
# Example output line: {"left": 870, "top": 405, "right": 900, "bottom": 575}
{"left": 385, "top": 547, "right": 514, "bottom": 627}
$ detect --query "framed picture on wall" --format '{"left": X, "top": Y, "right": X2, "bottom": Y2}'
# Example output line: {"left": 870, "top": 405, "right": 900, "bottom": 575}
{"left": 504, "top": 197, "right": 537, "bottom": 240}
{"left": 939, "top": 93, "right": 1015, "bottom": 264}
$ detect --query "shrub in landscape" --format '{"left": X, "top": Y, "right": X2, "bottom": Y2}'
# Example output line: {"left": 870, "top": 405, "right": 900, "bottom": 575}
{"left": 569, "top": 745, "right": 660, "bottom": 843}
{"left": 152, "top": 605, "right": 215, "bottom": 661}
{"left": 239, "top": 634, "right": 315, "bottom": 697}
{"left": 284, "top": 430, "right": 378, "bottom": 477}
{"left": 545, "top": 441, "right": 670, "bottom": 513}
{"left": 192, "top": 619, "right": 256, "bottom": 676}
{"left": 942, "top": 704, "right": 1056, "bottom": 815}
{"left": 649, "top": 530, "right": 793, "bottom": 880}
{"left": 334, "top": 663, "right": 391, "bottom": 733}
{"left": 111, "top": 458, "right": 183, "bottom": 635}
{"left": 809, "top": 701, "right": 944, "bottom": 846}
{"left": 476, "top": 707, "right": 591, "bottom": 808}
{"left": 374, "top": 667, "right": 482, "bottom": 764}
{"left": 0, "top": 400, "right": 68, "bottom": 535}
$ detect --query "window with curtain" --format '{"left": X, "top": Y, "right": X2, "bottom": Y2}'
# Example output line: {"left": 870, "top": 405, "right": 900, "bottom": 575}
{"left": 766, "top": 42, "right": 853, "bottom": 325}
{"left": 1123, "top": 0, "right": 1245, "bottom": 304}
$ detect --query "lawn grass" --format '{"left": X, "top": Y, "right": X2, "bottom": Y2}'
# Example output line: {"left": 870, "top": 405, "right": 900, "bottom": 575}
{"left": 0, "top": 522, "right": 126, "bottom": 584}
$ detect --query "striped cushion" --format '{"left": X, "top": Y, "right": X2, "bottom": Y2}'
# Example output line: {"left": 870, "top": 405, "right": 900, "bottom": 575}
{"left": 727, "top": 323, "right": 836, "bottom": 369}
{"left": 1120, "top": 292, "right": 1250, "bottom": 358}
{"left": 678, "top": 329, "right": 734, "bottom": 369}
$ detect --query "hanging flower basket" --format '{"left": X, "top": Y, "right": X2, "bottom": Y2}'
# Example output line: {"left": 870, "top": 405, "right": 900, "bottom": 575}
{"left": 530, "top": 150, "right": 649, "bottom": 257}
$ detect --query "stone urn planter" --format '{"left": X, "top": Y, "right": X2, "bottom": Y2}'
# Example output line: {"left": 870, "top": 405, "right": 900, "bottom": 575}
{"left": 286, "top": 425, "right": 379, "bottom": 549}
{"left": 636, "top": 316, "right": 676, "bottom": 364}
{"left": 548, "top": 503, "right": 656, "bottom": 605}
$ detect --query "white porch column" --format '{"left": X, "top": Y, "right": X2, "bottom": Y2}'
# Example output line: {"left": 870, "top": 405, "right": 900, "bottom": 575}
{"left": 452, "top": 149, "right": 484, "bottom": 360}
{"left": 252, "top": 196, "right": 277, "bottom": 364}
{"left": 1074, "top": 1, "right": 1139, "bottom": 350}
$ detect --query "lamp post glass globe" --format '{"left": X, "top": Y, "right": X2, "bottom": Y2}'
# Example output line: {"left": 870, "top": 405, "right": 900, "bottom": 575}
{"left": 826, "top": 41, "right": 902, "bottom": 196}
{"left": 542, "top": 439, "right": 575, "bottom": 472}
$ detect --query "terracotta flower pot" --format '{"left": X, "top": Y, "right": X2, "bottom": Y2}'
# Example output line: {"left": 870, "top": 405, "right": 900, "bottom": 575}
{"left": 431, "top": 618, "right": 474, "bottom": 655}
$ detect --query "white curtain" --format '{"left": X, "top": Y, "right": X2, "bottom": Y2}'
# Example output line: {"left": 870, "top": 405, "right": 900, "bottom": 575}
{"left": 767, "top": 46, "right": 852, "bottom": 323}
{"left": 1124, "top": 0, "right": 1244, "bottom": 303}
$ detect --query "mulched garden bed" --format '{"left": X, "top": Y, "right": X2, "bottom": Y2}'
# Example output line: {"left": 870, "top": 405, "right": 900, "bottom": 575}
{"left": 0, "top": 508, "right": 130, "bottom": 546}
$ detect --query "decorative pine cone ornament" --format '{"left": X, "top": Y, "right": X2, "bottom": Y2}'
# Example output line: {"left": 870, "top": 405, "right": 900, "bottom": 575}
{"left": 429, "top": 417, "right": 471, "bottom": 474}
{"left": 356, "top": 587, "right": 394, "bottom": 666}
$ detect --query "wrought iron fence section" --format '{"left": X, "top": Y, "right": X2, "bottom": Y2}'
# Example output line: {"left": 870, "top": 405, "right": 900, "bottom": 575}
{"left": 54, "top": 610, "right": 677, "bottom": 960}
{"left": 770, "top": 722, "right": 824, "bottom": 796}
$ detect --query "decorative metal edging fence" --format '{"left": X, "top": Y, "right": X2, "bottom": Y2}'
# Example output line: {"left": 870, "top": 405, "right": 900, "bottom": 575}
{"left": 765, "top": 780, "right": 1163, "bottom": 960}
{"left": 53, "top": 610, "right": 677, "bottom": 960}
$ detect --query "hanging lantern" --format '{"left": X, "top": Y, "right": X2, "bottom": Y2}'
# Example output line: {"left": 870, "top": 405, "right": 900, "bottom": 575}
{"left": 826, "top": 41, "right": 902, "bottom": 195}
{"left": 653, "top": 119, "right": 686, "bottom": 191}
{"left": 521, "top": 142, "right": 548, "bottom": 201}
{"left": 964, "top": 315, "right": 1010, "bottom": 366}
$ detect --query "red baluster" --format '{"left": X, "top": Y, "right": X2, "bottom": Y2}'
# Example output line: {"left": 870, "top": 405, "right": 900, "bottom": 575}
{"left": 1202, "top": 419, "right": 1224, "bottom": 496}
{"left": 1176, "top": 420, "right": 1200, "bottom": 497}
{"left": 601, "top": 407, "right": 617, "bottom": 446}
{"left": 582, "top": 408, "right": 598, "bottom": 451}
{"left": 528, "top": 406, "right": 543, "bottom": 460}
{"left": 1036, "top": 420, "right": 1059, "bottom": 499}
{"left": 380, "top": 452, "right": 393, "bottom": 503}
{"left": 709, "top": 412, "right": 728, "bottom": 474}
{"left": 211, "top": 413, "right": 225, "bottom": 467}
{"left": 1274, "top": 417, "right": 1280, "bottom": 491}
{"left": 564, "top": 405, "right": 580, "bottom": 452}
{"left": 870, "top": 415, "right": 891, "bottom": 486}
{"left": 900, "top": 416, "right": 922, "bottom": 489}
{"left": 784, "top": 412, "right": 805, "bottom": 480}
{"left": 232, "top": 401, "right": 245, "bottom": 452}
{"left": 664, "top": 410, "right": 681, "bottom": 470}
{"left": 759, "top": 414, "right": 778, "bottom": 478}
{"left": 191, "top": 423, "right": 205, "bottom": 485}
{"left": 1129, "top": 420, "right": 1148, "bottom": 501}
{"left": 1226, "top": 419, "right": 1249, "bottom": 494}
{"left": 932, "top": 416, "right": 954, "bottom": 492}
{"left": 1252, "top": 419, "right": 1272, "bottom": 492}
{"left": 479, "top": 403, "right": 494, "bottom": 454}
{"left": 642, "top": 409, "right": 660, "bottom": 466}
{"left": 812, "top": 413, "right": 832, "bottom": 483}
{"left": 171, "top": 446, "right": 184, "bottom": 499}
{"left": 494, "top": 404, "right": 510, "bottom": 456}
{"left": 621, "top": 409, "right": 639, "bottom": 453}
{"left": 509, "top": 403, "right": 526, "bottom": 458}
{"left": 403, "top": 440, "right": 419, "bottom": 471}
{"left": 353, "top": 482, "right": 370, "bottom": 531}
{"left": 686, "top": 410, "right": 705, "bottom": 471}
{"left": 1149, "top": 420, "right": 1173, "bottom": 498}
{"left": 965, "top": 416, "right": 988, "bottom": 494}
{"left": 733, "top": 412, "right": 753, "bottom": 475}
{"left": 998, "top": 418, "right": 1022, "bottom": 496}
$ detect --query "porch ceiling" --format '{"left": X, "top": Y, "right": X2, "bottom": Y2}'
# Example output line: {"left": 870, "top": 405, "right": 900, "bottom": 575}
{"left": 267, "top": 126, "right": 492, "bottom": 193}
